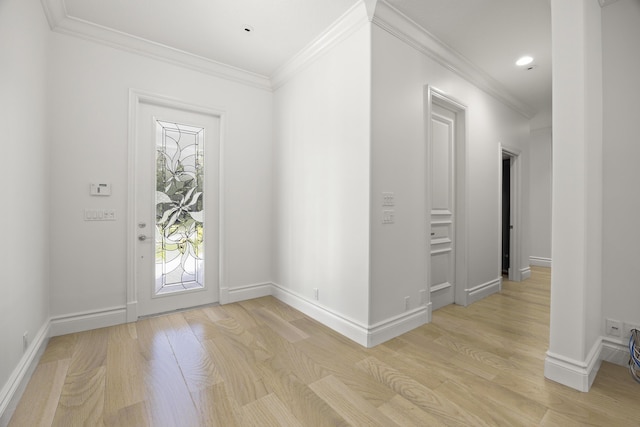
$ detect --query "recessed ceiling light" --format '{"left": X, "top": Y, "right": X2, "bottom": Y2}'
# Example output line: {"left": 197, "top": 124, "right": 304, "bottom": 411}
{"left": 516, "top": 56, "right": 534, "bottom": 66}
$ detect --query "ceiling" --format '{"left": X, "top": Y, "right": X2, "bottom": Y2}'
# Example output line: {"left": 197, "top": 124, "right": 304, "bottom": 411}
{"left": 62, "top": 0, "right": 358, "bottom": 77}
{"left": 388, "top": 0, "right": 551, "bottom": 118}
{"left": 54, "top": 0, "right": 551, "bottom": 118}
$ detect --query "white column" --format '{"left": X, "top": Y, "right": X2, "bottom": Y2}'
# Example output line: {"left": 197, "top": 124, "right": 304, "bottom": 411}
{"left": 545, "top": 0, "right": 603, "bottom": 392}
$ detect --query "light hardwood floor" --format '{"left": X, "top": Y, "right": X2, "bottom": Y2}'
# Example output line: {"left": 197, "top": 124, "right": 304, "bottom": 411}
{"left": 9, "top": 267, "right": 640, "bottom": 426}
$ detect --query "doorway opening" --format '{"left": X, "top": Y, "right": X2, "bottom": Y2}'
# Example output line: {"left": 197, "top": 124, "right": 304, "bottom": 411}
{"left": 127, "top": 90, "right": 223, "bottom": 321}
{"left": 502, "top": 154, "right": 511, "bottom": 276}
{"left": 500, "top": 146, "right": 527, "bottom": 282}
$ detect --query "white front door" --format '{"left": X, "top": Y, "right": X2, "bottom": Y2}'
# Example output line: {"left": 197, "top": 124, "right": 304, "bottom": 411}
{"left": 430, "top": 103, "right": 456, "bottom": 310}
{"left": 134, "top": 99, "right": 220, "bottom": 317}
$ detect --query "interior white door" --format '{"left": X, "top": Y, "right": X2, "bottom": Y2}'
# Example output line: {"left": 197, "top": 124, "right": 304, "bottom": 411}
{"left": 135, "top": 100, "right": 220, "bottom": 317}
{"left": 430, "top": 103, "right": 456, "bottom": 310}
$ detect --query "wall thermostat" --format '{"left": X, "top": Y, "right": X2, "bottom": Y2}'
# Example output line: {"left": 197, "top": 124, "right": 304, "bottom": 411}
{"left": 90, "top": 183, "right": 111, "bottom": 196}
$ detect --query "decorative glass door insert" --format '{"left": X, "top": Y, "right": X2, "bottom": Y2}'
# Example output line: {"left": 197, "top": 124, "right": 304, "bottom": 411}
{"left": 155, "top": 120, "right": 205, "bottom": 295}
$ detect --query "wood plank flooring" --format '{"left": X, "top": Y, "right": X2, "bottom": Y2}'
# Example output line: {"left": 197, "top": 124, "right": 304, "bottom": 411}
{"left": 9, "top": 267, "right": 640, "bottom": 426}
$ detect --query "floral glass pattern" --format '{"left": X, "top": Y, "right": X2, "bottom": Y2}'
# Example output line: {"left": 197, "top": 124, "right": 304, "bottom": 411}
{"left": 155, "top": 120, "right": 205, "bottom": 295}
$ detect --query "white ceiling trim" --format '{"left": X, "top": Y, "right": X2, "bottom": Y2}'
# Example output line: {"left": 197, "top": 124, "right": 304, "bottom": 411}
{"left": 39, "top": 0, "right": 272, "bottom": 91}
{"left": 270, "top": 1, "right": 370, "bottom": 90}
{"left": 373, "top": 1, "right": 536, "bottom": 119}
{"left": 39, "top": 0, "right": 66, "bottom": 27}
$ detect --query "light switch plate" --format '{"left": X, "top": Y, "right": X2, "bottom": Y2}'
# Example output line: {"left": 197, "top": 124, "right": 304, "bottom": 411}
{"left": 84, "top": 209, "right": 116, "bottom": 221}
{"left": 383, "top": 210, "right": 395, "bottom": 224}
{"left": 382, "top": 192, "right": 394, "bottom": 206}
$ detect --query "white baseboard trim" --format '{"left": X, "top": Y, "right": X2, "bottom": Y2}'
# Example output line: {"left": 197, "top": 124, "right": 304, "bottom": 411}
{"left": 0, "top": 320, "right": 50, "bottom": 425}
{"left": 466, "top": 277, "right": 501, "bottom": 305}
{"left": 271, "top": 283, "right": 430, "bottom": 348}
{"left": 530, "top": 256, "right": 552, "bottom": 268}
{"left": 219, "top": 282, "right": 273, "bottom": 305}
{"left": 271, "top": 284, "right": 370, "bottom": 346}
{"left": 49, "top": 306, "right": 127, "bottom": 337}
{"left": 601, "top": 337, "right": 629, "bottom": 367}
{"left": 367, "top": 303, "right": 431, "bottom": 347}
{"left": 544, "top": 337, "right": 602, "bottom": 392}
{"left": 520, "top": 266, "right": 532, "bottom": 280}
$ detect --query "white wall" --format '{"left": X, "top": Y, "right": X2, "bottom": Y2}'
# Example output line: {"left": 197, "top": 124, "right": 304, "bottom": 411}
{"left": 530, "top": 109, "right": 552, "bottom": 131}
{"left": 529, "top": 126, "right": 552, "bottom": 265}
{"left": 273, "top": 22, "right": 372, "bottom": 326}
{"left": 602, "top": 0, "right": 640, "bottom": 332}
{"left": 0, "top": 0, "right": 50, "bottom": 415}
{"left": 47, "top": 32, "right": 273, "bottom": 319}
{"left": 370, "top": 24, "right": 531, "bottom": 324}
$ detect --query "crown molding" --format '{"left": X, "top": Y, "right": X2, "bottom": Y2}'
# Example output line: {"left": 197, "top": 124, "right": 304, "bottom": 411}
{"left": 39, "top": 0, "right": 271, "bottom": 91}
{"left": 39, "top": 0, "right": 66, "bottom": 29}
{"left": 372, "top": 1, "right": 536, "bottom": 119}
{"left": 39, "top": 0, "right": 540, "bottom": 114}
{"left": 598, "top": 0, "right": 621, "bottom": 7}
{"left": 270, "top": 1, "right": 370, "bottom": 90}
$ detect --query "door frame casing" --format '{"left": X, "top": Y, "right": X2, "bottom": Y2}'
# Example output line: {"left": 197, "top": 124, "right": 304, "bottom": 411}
{"left": 425, "top": 86, "right": 469, "bottom": 307}
{"left": 127, "top": 90, "right": 226, "bottom": 322}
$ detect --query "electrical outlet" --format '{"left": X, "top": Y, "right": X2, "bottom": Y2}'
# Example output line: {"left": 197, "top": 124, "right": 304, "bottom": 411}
{"left": 22, "top": 331, "right": 29, "bottom": 351}
{"left": 404, "top": 296, "right": 410, "bottom": 311}
{"left": 606, "top": 319, "right": 622, "bottom": 337}
{"left": 313, "top": 288, "right": 319, "bottom": 300}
